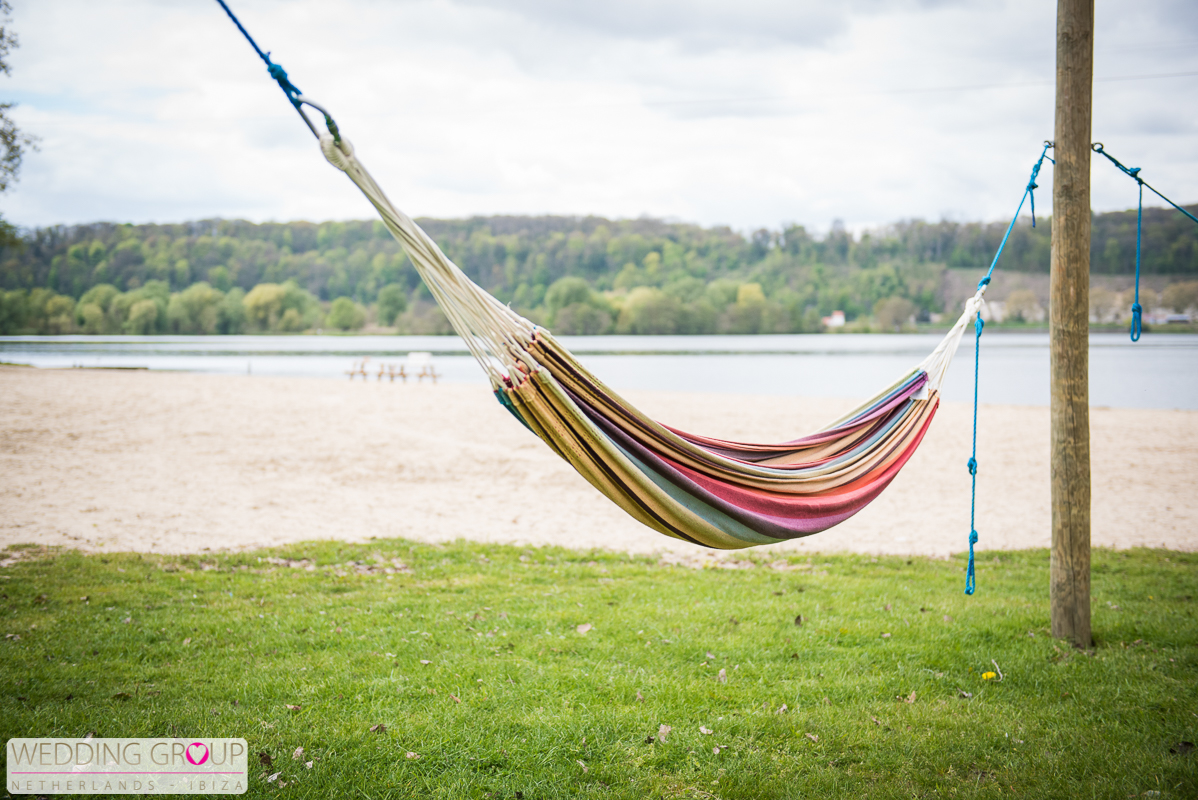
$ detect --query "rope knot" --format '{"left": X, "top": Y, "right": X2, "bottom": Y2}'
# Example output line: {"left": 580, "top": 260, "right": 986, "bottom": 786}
{"left": 974, "top": 315, "right": 984, "bottom": 336}
{"left": 969, "top": 530, "right": 978, "bottom": 546}
{"left": 1130, "top": 302, "right": 1143, "bottom": 342}
{"left": 266, "top": 61, "right": 302, "bottom": 107}
{"left": 967, "top": 456, "right": 977, "bottom": 476}
{"left": 320, "top": 132, "right": 354, "bottom": 172}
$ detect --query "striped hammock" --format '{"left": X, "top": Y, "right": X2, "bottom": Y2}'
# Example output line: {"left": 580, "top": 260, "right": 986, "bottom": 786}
{"left": 319, "top": 134, "right": 986, "bottom": 550}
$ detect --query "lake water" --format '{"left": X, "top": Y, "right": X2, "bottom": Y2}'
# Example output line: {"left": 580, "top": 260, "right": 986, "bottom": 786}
{"left": 2, "top": 333, "right": 1195, "bottom": 410}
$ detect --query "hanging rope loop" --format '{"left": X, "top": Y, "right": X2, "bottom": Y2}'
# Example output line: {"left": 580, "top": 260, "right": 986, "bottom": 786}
{"left": 964, "top": 529, "right": 978, "bottom": 595}
{"left": 965, "top": 306, "right": 985, "bottom": 594}
{"left": 1092, "top": 143, "right": 1198, "bottom": 341}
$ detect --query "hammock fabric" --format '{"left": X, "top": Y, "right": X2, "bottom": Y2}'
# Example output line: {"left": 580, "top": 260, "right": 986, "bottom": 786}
{"left": 317, "top": 134, "right": 985, "bottom": 550}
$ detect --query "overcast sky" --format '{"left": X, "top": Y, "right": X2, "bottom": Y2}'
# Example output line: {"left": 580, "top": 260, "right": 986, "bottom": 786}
{"left": 3, "top": 0, "right": 1196, "bottom": 234}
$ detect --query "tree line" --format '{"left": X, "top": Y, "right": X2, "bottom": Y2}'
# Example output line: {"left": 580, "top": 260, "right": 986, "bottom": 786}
{"left": 1, "top": 205, "right": 1195, "bottom": 336}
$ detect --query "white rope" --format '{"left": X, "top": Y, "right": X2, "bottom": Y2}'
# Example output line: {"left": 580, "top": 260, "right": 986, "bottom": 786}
{"left": 319, "top": 133, "right": 535, "bottom": 385}
{"left": 318, "top": 131, "right": 980, "bottom": 402}
{"left": 919, "top": 288, "right": 985, "bottom": 392}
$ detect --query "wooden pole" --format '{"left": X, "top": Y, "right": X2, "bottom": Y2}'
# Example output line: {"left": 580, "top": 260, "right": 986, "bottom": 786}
{"left": 1050, "top": 0, "right": 1093, "bottom": 647}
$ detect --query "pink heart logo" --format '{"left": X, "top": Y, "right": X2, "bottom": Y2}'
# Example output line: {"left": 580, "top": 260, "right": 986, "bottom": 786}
{"left": 185, "top": 743, "right": 209, "bottom": 766}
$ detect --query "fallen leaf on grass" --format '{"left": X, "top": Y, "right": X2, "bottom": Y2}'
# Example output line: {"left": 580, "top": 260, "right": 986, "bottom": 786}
{"left": 884, "top": 604, "right": 892, "bottom": 612}
{"left": 657, "top": 724, "right": 672, "bottom": 743}
{"left": 958, "top": 691, "right": 973, "bottom": 699}
{"left": 898, "top": 691, "right": 916, "bottom": 704}
{"left": 369, "top": 724, "right": 386, "bottom": 733}
{"left": 405, "top": 752, "right": 421, "bottom": 760}
{"left": 576, "top": 760, "right": 587, "bottom": 773}
{"left": 717, "top": 669, "right": 727, "bottom": 684}
{"left": 182, "top": 638, "right": 191, "bottom": 646}
{"left": 706, "top": 651, "right": 715, "bottom": 659}
{"left": 285, "top": 704, "right": 301, "bottom": 711}
{"left": 700, "top": 726, "right": 713, "bottom": 735}
{"left": 871, "top": 717, "right": 881, "bottom": 726}
{"left": 794, "top": 615, "right": 803, "bottom": 626}
{"left": 777, "top": 704, "right": 789, "bottom": 714}
{"left": 258, "top": 752, "right": 273, "bottom": 767}
{"left": 805, "top": 733, "right": 819, "bottom": 743}
{"left": 305, "top": 761, "right": 313, "bottom": 769}
{"left": 576, "top": 623, "right": 593, "bottom": 635}
{"left": 450, "top": 694, "right": 461, "bottom": 704}
{"left": 419, "top": 660, "right": 431, "bottom": 665}
{"left": 266, "top": 772, "right": 280, "bottom": 783}
{"left": 881, "top": 633, "right": 891, "bottom": 639}
{"left": 292, "top": 747, "right": 303, "bottom": 760}
{"left": 636, "top": 691, "right": 644, "bottom": 702}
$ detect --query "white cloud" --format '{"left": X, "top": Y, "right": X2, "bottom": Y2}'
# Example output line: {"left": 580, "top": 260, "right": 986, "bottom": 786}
{"left": 3, "top": 0, "right": 1196, "bottom": 233}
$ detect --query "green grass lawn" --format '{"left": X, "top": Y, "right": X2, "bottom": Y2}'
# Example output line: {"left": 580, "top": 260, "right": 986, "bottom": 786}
{"left": 2, "top": 541, "right": 1195, "bottom": 799}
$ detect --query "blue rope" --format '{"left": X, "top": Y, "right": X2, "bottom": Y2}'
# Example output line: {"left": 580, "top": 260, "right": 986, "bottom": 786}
{"left": 965, "top": 313, "right": 983, "bottom": 595}
{"left": 978, "top": 141, "right": 1055, "bottom": 291}
{"left": 1132, "top": 182, "right": 1143, "bottom": 341}
{"left": 963, "top": 142, "right": 1055, "bottom": 595}
{"left": 212, "top": 0, "right": 319, "bottom": 138}
{"left": 1092, "top": 143, "right": 1198, "bottom": 341}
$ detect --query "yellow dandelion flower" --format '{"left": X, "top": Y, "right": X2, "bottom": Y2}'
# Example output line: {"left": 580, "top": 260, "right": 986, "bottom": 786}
{"left": 982, "top": 671, "right": 997, "bottom": 680}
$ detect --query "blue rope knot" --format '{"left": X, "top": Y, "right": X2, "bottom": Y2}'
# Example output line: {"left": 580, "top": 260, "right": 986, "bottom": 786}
{"left": 266, "top": 61, "right": 303, "bottom": 107}
{"left": 976, "top": 276, "right": 991, "bottom": 290}
{"left": 967, "top": 456, "right": 977, "bottom": 476}
{"left": 1130, "top": 302, "right": 1143, "bottom": 342}
{"left": 974, "top": 315, "right": 985, "bottom": 336}
{"left": 969, "top": 530, "right": 978, "bottom": 546}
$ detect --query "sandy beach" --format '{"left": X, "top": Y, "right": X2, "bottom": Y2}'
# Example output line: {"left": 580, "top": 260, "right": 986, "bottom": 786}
{"left": 1, "top": 365, "right": 1194, "bottom": 558}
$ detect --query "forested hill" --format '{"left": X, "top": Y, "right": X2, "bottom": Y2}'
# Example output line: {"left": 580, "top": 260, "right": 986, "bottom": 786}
{"left": 0, "top": 205, "right": 1195, "bottom": 337}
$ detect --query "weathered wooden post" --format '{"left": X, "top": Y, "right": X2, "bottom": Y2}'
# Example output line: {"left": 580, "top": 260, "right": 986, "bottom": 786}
{"left": 1050, "top": 0, "right": 1094, "bottom": 646}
